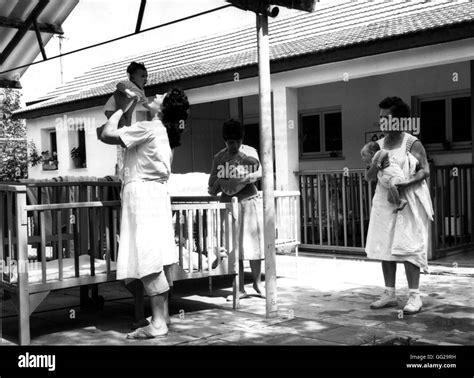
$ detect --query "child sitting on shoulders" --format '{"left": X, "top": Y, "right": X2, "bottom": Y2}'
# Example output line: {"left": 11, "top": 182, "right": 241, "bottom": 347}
{"left": 103, "top": 61, "right": 152, "bottom": 128}
{"left": 361, "top": 141, "right": 408, "bottom": 213}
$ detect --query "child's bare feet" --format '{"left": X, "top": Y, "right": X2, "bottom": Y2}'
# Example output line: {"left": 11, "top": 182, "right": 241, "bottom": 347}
{"left": 393, "top": 199, "right": 408, "bottom": 213}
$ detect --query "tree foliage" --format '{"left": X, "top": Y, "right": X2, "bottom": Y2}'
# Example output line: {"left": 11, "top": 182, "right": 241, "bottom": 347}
{"left": 0, "top": 88, "right": 28, "bottom": 182}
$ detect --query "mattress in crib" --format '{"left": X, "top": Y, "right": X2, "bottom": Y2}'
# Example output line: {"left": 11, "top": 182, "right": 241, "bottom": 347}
{"left": 4, "top": 255, "right": 116, "bottom": 284}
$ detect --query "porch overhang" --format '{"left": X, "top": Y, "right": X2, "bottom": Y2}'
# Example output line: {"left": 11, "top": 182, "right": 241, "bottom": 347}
{"left": 0, "top": 0, "right": 79, "bottom": 89}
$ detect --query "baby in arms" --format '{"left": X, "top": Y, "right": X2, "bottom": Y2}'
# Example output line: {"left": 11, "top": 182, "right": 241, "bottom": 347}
{"left": 210, "top": 154, "right": 260, "bottom": 196}
{"left": 361, "top": 141, "right": 408, "bottom": 213}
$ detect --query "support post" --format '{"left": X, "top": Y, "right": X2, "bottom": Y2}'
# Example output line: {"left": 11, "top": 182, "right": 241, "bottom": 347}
{"left": 470, "top": 60, "right": 474, "bottom": 243}
{"left": 16, "top": 188, "right": 30, "bottom": 345}
{"left": 33, "top": 20, "right": 47, "bottom": 60}
{"left": 135, "top": 0, "right": 147, "bottom": 33}
{"left": 256, "top": 12, "right": 278, "bottom": 318}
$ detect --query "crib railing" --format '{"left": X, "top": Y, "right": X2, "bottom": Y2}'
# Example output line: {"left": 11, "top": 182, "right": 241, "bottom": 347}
{"left": 298, "top": 170, "right": 374, "bottom": 254}
{"left": 1, "top": 189, "right": 121, "bottom": 290}
{"left": 273, "top": 191, "right": 300, "bottom": 250}
{"left": 1, "top": 185, "right": 241, "bottom": 287}
{"left": 429, "top": 164, "right": 474, "bottom": 256}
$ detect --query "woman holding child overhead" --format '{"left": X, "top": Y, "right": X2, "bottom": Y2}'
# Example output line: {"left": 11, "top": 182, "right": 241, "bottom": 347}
{"left": 208, "top": 119, "right": 265, "bottom": 299}
{"left": 97, "top": 87, "right": 189, "bottom": 338}
{"left": 364, "top": 96, "right": 433, "bottom": 315}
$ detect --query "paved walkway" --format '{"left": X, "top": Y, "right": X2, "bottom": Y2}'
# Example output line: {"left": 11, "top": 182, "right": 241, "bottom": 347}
{"left": 1, "top": 254, "right": 473, "bottom": 346}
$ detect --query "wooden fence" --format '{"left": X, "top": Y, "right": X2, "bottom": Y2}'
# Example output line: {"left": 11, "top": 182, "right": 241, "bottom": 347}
{"left": 298, "top": 164, "right": 473, "bottom": 259}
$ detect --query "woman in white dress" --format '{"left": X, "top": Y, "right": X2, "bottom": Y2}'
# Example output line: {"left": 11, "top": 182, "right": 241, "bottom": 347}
{"left": 208, "top": 120, "right": 264, "bottom": 299}
{"left": 98, "top": 88, "right": 189, "bottom": 338}
{"left": 365, "top": 97, "right": 433, "bottom": 315}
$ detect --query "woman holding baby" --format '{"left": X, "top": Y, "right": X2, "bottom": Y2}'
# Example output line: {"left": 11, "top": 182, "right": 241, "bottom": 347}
{"left": 364, "top": 97, "right": 433, "bottom": 315}
{"left": 98, "top": 87, "right": 189, "bottom": 338}
{"left": 208, "top": 119, "right": 265, "bottom": 299}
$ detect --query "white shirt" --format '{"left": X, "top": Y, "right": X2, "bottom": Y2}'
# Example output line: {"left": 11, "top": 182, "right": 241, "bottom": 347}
{"left": 117, "top": 119, "right": 171, "bottom": 185}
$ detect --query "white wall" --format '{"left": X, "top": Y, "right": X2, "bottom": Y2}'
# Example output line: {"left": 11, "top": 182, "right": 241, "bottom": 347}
{"left": 27, "top": 106, "right": 117, "bottom": 179}
{"left": 297, "top": 61, "right": 471, "bottom": 172}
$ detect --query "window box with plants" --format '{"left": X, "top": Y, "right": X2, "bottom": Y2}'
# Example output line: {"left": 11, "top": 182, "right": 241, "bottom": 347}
{"left": 29, "top": 141, "right": 58, "bottom": 171}
{"left": 41, "top": 151, "right": 58, "bottom": 170}
{"left": 71, "top": 146, "right": 86, "bottom": 168}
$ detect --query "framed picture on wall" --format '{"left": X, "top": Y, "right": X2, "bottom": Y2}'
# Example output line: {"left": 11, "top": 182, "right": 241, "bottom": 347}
{"left": 365, "top": 131, "right": 385, "bottom": 143}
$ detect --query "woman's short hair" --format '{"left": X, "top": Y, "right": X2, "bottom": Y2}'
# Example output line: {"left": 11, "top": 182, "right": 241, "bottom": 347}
{"left": 378, "top": 96, "right": 410, "bottom": 118}
{"left": 161, "top": 87, "right": 190, "bottom": 149}
{"left": 222, "top": 119, "right": 244, "bottom": 140}
{"left": 126, "top": 61, "right": 146, "bottom": 75}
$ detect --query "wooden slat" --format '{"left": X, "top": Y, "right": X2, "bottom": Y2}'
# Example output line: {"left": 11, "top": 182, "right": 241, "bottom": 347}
{"left": 0, "top": 191, "right": 4, "bottom": 280}
{"left": 333, "top": 174, "right": 340, "bottom": 245}
{"left": 7, "top": 191, "right": 13, "bottom": 265}
{"left": 317, "top": 175, "right": 322, "bottom": 245}
{"left": 178, "top": 211, "right": 183, "bottom": 268}
{"left": 112, "top": 208, "right": 118, "bottom": 262}
{"left": 231, "top": 197, "right": 239, "bottom": 310}
{"left": 171, "top": 203, "right": 228, "bottom": 211}
{"left": 39, "top": 212, "right": 47, "bottom": 284}
{"left": 359, "top": 173, "right": 365, "bottom": 248}
{"left": 440, "top": 169, "right": 446, "bottom": 248}
{"left": 216, "top": 207, "right": 222, "bottom": 269}
{"left": 431, "top": 166, "right": 439, "bottom": 251}
{"left": 310, "top": 176, "right": 316, "bottom": 244}
{"left": 65, "top": 209, "right": 72, "bottom": 258}
{"left": 198, "top": 209, "right": 203, "bottom": 271}
{"left": 350, "top": 174, "right": 356, "bottom": 247}
{"left": 57, "top": 211, "right": 63, "bottom": 281}
{"left": 187, "top": 209, "right": 193, "bottom": 273}
{"left": 72, "top": 209, "right": 80, "bottom": 277}
{"left": 342, "top": 174, "right": 347, "bottom": 247}
{"left": 301, "top": 176, "right": 307, "bottom": 244}
{"left": 15, "top": 190, "right": 31, "bottom": 345}
{"left": 208, "top": 209, "right": 214, "bottom": 272}
{"left": 225, "top": 208, "right": 231, "bottom": 271}
{"left": 325, "top": 175, "right": 330, "bottom": 245}
{"left": 454, "top": 167, "right": 460, "bottom": 246}
{"left": 26, "top": 200, "right": 121, "bottom": 211}
{"left": 104, "top": 207, "right": 111, "bottom": 273}
{"left": 462, "top": 168, "right": 469, "bottom": 242}
{"left": 88, "top": 208, "right": 96, "bottom": 276}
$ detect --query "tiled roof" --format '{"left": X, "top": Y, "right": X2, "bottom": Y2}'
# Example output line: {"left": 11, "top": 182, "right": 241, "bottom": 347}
{"left": 15, "top": 0, "right": 474, "bottom": 116}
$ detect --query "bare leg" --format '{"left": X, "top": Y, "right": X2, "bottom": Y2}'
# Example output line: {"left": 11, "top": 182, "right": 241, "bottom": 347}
{"left": 239, "top": 260, "right": 246, "bottom": 294}
{"left": 403, "top": 261, "right": 420, "bottom": 289}
{"left": 370, "top": 261, "right": 398, "bottom": 309}
{"left": 163, "top": 266, "right": 173, "bottom": 325}
{"left": 249, "top": 259, "right": 264, "bottom": 296}
{"left": 381, "top": 261, "right": 397, "bottom": 287}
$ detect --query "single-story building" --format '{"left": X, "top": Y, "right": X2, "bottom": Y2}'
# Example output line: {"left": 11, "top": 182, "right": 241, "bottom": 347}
{"left": 14, "top": 0, "right": 474, "bottom": 260}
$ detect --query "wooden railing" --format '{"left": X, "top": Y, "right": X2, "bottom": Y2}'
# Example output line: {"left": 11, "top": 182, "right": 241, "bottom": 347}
{"left": 298, "top": 165, "right": 474, "bottom": 258}
{"left": 1, "top": 181, "right": 301, "bottom": 289}
{"left": 298, "top": 169, "right": 374, "bottom": 254}
{"left": 429, "top": 164, "right": 474, "bottom": 255}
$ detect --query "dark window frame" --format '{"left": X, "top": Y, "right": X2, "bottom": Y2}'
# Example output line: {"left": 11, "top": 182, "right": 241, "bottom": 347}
{"left": 298, "top": 107, "right": 343, "bottom": 158}
{"left": 413, "top": 90, "right": 471, "bottom": 151}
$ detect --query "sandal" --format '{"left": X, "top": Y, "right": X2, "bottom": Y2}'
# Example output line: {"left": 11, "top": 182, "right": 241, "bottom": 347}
{"left": 126, "top": 323, "right": 168, "bottom": 339}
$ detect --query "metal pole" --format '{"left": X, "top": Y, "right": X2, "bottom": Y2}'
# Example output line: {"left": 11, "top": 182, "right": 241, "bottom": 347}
{"left": 470, "top": 60, "right": 474, "bottom": 243}
{"left": 256, "top": 11, "right": 278, "bottom": 318}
